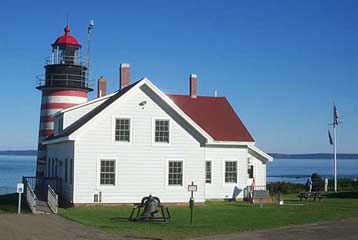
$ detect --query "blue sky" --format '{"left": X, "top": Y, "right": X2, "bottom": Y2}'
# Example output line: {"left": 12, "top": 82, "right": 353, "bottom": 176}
{"left": 0, "top": 0, "right": 357, "bottom": 153}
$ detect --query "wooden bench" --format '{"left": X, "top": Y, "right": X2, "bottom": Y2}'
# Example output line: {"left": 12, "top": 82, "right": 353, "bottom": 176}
{"left": 298, "top": 191, "right": 323, "bottom": 201}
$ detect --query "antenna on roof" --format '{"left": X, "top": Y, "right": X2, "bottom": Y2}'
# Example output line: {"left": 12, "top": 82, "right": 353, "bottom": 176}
{"left": 214, "top": 89, "right": 218, "bottom": 97}
{"left": 86, "top": 19, "right": 95, "bottom": 81}
{"left": 66, "top": 13, "right": 69, "bottom": 26}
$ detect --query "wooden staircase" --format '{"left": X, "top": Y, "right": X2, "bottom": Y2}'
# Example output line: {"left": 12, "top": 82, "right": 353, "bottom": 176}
{"left": 23, "top": 177, "right": 59, "bottom": 215}
{"left": 35, "top": 200, "right": 53, "bottom": 214}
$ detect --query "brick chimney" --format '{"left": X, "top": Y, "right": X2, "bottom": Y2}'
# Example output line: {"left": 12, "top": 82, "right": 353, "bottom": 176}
{"left": 189, "top": 74, "right": 197, "bottom": 98}
{"left": 120, "top": 64, "right": 130, "bottom": 89}
{"left": 97, "top": 76, "right": 106, "bottom": 98}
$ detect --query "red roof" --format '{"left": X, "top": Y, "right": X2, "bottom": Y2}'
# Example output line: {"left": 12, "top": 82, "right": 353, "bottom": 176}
{"left": 167, "top": 94, "right": 254, "bottom": 142}
{"left": 53, "top": 25, "right": 81, "bottom": 47}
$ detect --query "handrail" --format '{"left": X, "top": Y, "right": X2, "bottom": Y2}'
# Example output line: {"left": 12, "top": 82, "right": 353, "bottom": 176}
{"left": 47, "top": 185, "right": 58, "bottom": 214}
{"left": 36, "top": 73, "right": 93, "bottom": 89}
{"left": 26, "top": 182, "right": 38, "bottom": 214}
{"left": 45, "top": 55, "right": 86, "bottom": 66}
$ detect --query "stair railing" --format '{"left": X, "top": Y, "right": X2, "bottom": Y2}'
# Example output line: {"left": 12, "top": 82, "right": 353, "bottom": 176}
{"left": 26, "top": 181, "right": 38, "bottom": 214}
{"left": 47, "top": 185, "right": 58, "bottom": 214}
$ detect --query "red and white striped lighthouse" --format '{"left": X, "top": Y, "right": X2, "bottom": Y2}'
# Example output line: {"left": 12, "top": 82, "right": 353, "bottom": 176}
{"left": 36, "top": 25, "right": 92, "bottom": 177}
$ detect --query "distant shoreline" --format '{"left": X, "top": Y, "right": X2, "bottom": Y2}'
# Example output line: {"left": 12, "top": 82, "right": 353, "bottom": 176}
{"left": 0, "top": 150, "right": 37, "bottom": 156}
{"left": 0, "top": 150, "right": 358, "bottom": 159}
{"left": 269, "top": 153, "right": 358, "bottom": 159}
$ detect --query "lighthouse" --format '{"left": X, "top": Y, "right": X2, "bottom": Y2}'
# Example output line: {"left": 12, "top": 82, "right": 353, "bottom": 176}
{"left": 36, "top": 25, "right": 93, "bottom": 177}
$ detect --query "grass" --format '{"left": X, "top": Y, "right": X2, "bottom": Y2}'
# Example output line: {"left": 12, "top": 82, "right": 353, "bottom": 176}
{"left": 59, "top": 193, "right": 358, "bottom": 240}
{"left": 0, "top": 193, "right": 30, "bottom": 214}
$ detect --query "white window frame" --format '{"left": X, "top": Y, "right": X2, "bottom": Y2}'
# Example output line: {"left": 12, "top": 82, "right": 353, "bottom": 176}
{"left": 152, "top": 118, "right": 171, "bottom": 145}
{"left": 223, "top": 160, "right": 238, "bottom": 185}
{"left": 205, "top": 160, "right": 212, "bottom": 184}
{"left": 112, "top": 116, "right": 132, "bottom": 144}
{"left": 165, "top": 159, "right": 184, "bottom": 188}
{"left": 248, "top": 164, "right": 255, "bottom": 179}
{"left": 97, "top": 158, "right": 117, "bottom": 188}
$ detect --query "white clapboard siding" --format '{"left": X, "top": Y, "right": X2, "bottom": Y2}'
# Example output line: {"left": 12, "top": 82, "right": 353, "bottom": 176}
{"left": 72, "top": 87, "right": 205, "bottom": 204}
{"left": 63, "top": 98, "right": 108, "bottom": 129}
{"left": 204, "top": 146, "right": 248, "bottom": 199}
{"left": 46, "top": 142, "right": 74, "bottom": 202}
{"left": 248, "top": 152, "right": 267, "bottom": 186}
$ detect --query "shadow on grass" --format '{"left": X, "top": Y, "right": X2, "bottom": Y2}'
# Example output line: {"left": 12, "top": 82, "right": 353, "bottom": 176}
{"left": 324, "top": 191, "right": 358, "bottom": 199}
{"left": 0, "top": 193, "right": 30, "bottom": 213}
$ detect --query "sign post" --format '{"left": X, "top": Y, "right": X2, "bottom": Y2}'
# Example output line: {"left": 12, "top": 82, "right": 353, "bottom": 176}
{"left": 17, "top": 183, "right": 24, "bottom": 214}
{"left": 188, "top": 181, "right": 197, "bottom": 225}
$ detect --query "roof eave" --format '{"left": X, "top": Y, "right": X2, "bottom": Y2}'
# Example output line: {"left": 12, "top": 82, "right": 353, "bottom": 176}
{"left": 42, "top": 136, "right": 70, "bottom": 145}
{"left": 206, "top": 140, "right": 256, "bottom": 146}
{"left": 248, "top": 145, "right": 273, "bottom": 162}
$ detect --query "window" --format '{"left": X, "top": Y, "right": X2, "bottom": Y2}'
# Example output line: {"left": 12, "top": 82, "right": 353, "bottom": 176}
{"left": 65, "top": 158, "right": 68, "bottom": 183}
{"left": 225, "top": 161, "right": 237, "bottom": 183}
{"left": 248, "top": 165, "right": 254, "bottom": 179}
{"left": 115, "top": 118, "right": 130, "bottom": 142}
{"left": 51, "top": 158, "right": 55, "bottom": 177}
{"left": 70, "top": 159, "right": 73, "bottom": 185}
{"left": 58, "top": 117, "right": 63, "bottom": 132}
{"left": 100, "top": 160, "right": 116, "bottom": 185}
{"left": 47, "top": 158, "right": 51, "bottom": 177}
{"left": 155, "top": 120, "right": 169, "bottom": 143}
{"left": 168, "top": 161, "right": 183, "bottom": 185}
{"left": 205, "top": 161, "right": 212, "bottom": 183}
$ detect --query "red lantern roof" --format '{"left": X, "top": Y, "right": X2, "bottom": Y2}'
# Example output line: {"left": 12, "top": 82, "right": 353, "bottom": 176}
{"left": 53, "top": 25, "right": 81, "bottom": 47}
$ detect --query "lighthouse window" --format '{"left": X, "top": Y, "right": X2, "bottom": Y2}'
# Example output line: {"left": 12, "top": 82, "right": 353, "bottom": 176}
{"left": 100, "top": 160, "right": 116, "bottom": 185}
{"left": 115, "top": 118, "right": 130, "bottom": 142}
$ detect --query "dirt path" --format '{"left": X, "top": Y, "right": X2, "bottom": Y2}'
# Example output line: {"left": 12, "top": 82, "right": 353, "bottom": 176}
{"left": 191, "top": 217, "right": 358, "bottom": 240}
{"left": 0, "top": 214, "right": 129, "bottom": 240}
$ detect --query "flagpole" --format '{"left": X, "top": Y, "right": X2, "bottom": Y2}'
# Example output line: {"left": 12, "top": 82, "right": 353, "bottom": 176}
{"left": 333, "top": 122, "right": 337, "bottom": 192}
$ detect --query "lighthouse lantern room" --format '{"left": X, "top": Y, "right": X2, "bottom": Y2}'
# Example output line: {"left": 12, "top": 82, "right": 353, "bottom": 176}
{"left": 36, "top": 25, "right": 93, "bottom": 177}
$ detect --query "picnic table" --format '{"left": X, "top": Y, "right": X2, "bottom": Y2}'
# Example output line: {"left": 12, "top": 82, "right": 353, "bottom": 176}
{"left": 298, "top": 191, "right": 323, "bottom": 201}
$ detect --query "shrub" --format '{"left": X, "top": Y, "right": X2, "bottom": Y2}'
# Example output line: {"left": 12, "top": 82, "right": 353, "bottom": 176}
{"left": 311, "top": 172, "right": 324, "bottom": 191}
{"left": 267, "top": 182, "right": 305, "bottom": 194}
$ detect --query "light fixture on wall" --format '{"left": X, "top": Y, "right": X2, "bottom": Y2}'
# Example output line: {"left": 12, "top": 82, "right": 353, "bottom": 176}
{"left": 139, "top": 100, "right": 147, "bottom": 109}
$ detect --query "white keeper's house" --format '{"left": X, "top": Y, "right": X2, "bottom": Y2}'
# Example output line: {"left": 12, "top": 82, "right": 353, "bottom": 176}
{"left": 42, "top": 63, "right": 272, "bottom": 205}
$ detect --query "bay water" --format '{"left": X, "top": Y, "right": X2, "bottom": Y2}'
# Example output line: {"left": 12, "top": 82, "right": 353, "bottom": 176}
{"left": 0, "top": 155, "right": 36, "bottom": 193}
{"left": 0, "top": 155, "right": 357, "bottom": 193}
{"left": 267, "top": 158, "right": 358, "bottom": 184}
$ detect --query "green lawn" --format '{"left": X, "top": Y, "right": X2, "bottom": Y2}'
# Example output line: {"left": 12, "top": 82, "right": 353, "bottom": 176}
{"left": 60, "top": 193, "right": 358, "bottom": 240}
{"left": 0, "top": 193, "right": 30, "bottom": 214}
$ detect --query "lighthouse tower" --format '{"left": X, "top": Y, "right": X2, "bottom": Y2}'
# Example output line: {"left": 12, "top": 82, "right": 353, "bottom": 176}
{"left": 36, "top": 25, "right": 92, "bottom": 177}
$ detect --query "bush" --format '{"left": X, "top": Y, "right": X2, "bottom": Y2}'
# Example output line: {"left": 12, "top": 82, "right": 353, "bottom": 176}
{"left": 311, "top": 172, "right": 324, "bottom": 191}
{"left": 267, "top": 182, "right": 305, "bottom": 194}
{"left": 328, "top": 178, "right": 358, "bottom": 191}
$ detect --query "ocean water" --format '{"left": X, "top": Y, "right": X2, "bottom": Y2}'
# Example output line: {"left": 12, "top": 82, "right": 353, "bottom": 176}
{"left": 0, "top": 155, "right": 36, "bottom": 193}
{"left": 0, "top": 155, "right": 357, "bottom": 192}
{"left": 267, "top": 158, "right": 358, "bottom": 184}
